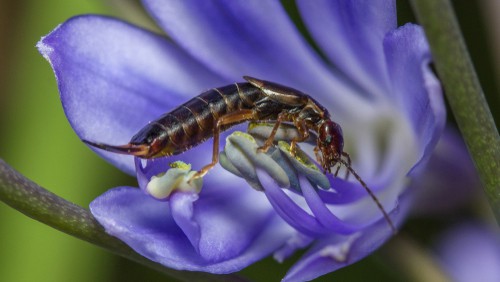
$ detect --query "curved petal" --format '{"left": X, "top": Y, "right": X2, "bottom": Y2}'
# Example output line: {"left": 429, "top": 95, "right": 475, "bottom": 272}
{"left": 297, "top": 0, "right": 396, "bottom": 97}
{"left": 141, "top": 0, "right": 367, "bottom": 115}
{"left": 37, "top": 15, "right": 225, "bottom": 174}
{"left": 90, "top": 185, "right": 294, "bottom": 273}
{"left": 282, "top": 190, "right": 410, "bottom": 282}
{"left": 383, "top": 24, "right": 446, "bottom": 175}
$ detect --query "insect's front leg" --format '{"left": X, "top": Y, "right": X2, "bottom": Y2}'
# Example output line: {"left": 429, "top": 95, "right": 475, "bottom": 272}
{"left": 190, "top": 109, "right": 258, "bottom": 181}
{"left": 334, "top": 164, "right": 341, "bottom": 177}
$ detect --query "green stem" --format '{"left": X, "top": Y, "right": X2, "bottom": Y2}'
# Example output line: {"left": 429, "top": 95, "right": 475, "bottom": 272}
{"left": 410, "top": 0, "right": 500, "bottom": 224}
{"left": 0, "top": 159, "right": 249, "bottom": 282}
{"left": 380, "top": 235, "right": 451, "bottom": 282}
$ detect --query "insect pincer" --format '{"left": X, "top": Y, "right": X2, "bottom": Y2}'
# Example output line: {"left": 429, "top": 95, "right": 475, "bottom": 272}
{"left": 82, "top": 139, "right": 151, "bottom": 157}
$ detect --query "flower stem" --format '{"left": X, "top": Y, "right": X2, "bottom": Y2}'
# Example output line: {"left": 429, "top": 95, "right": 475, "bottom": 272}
{"left": 410, "top": 0, "right": 500, "bottom": 224}
{"left": 0, "top": 159, "right": 249, "bottom": 282}
{"left": 380, "top": 235, "right": 451, "bottom": 282}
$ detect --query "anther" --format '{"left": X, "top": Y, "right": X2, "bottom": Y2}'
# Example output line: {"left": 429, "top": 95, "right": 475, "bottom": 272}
{"left": 146, "top": 161, "right": 202, "bottom": 200}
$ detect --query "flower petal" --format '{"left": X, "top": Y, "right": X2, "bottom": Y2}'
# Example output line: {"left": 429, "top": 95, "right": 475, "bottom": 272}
{"left": 434, "top": 223, "right": 500, "bottom": 282}
{"left": 383, "top": 24, "right": 446, "bottom": 174}
{"left": 297, "top": 0, "right": 396, "bottom": 97}
{"left": 142, "top": 0, "right": 366, "bottom": 114}
{"left": 38, "top": 15, "right": 224, "bottom": 174}
{"left": 172, "top": 175, "right": 286, "bottom": 262}
{"left": 90, "top": 187, "right": 202, "bottom": 269}
{"left": 90, "top": 185, "right": 294, "bottom": 273}
{"left": 282, "top": 191, "right": 410, "bottom": 282}
{"left": 274, "top": 233, "right": 313, "bottom": 263}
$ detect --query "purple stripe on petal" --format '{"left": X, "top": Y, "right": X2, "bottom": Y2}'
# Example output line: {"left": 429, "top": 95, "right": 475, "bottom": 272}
{"left": 38, "top": 15, "right": 224, "bottom": 174}
{"left": 383, "top": 24, "right": 446, "bottom": 175}
{"left": 142, "top": 0, "right": 362, "bottom": 114}
{"left": 297, "top": 0, "right": 396, "bottom": 97}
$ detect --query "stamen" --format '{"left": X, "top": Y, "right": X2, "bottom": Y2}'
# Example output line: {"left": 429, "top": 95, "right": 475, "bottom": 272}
{"left": 220, "top": 131, "right": 289, "bottom": 191}
{"left": 221, "top": 130, "right": 397, "bottom": 236}
{"left": 277, "top": 141, "right": 330, "bottom": 190}
{"left": 220, "top": 131, "right": 329, "bottom": 192}
{"left": 145, "top": 161, "right": 202, "bottom": 200}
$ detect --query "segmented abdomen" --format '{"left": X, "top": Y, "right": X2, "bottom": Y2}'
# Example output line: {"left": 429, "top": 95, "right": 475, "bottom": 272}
{"left": 139, "top": 83, "right": 264, "bottom": 155}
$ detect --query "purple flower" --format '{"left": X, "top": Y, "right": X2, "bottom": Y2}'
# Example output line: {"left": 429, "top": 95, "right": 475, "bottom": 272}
{"left": 37, "top": 1, "right": 447, "bottom": 281}
{"left": 434, "top": 222, "right": 500, "bottom": 282}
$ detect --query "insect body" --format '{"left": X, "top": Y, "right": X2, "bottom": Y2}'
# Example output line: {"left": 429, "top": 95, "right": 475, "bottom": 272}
{"left": 84, "top": 76, "right": 396, "bottom": 233}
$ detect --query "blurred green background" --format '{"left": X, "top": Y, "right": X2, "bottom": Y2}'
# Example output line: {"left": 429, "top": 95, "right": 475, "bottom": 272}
{"left": 0, "top": 1, "right": 497, "bottom": 281}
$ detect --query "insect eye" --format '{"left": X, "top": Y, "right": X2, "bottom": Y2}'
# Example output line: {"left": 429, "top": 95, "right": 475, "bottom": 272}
{"left": 324, "top": 135, "right": 332, "bottom": 144}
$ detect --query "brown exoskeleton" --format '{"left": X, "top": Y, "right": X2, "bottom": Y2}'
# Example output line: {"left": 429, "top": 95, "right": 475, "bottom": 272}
{"left": 84, "top": 76, "right": 397, "bottom": 233}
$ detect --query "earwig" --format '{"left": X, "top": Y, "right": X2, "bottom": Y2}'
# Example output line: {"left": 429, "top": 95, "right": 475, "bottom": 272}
{"left": 84, "top": 76, "right": 397, "bottom": 234}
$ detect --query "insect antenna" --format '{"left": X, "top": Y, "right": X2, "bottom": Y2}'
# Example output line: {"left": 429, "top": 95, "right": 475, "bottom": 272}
{"left": 82, "top": 140, "right": 150, "bottom": 156}
{"left": 339, "top": 159, "right": 398, "bottom": 235}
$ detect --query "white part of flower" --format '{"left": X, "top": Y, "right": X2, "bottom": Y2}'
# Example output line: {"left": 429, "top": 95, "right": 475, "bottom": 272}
{"left": 319, "top": 233, "right": 361, "bottom": 263}
{"left": 146, "top": 163, "right": 202, "bottom": 200}
{"left": 332, "top": 102, "right": 418, "bottom": 224}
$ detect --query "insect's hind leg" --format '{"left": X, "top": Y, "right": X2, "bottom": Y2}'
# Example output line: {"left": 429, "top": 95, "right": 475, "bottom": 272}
{"left": 191, "top": 109, "right": 258, "bottom": 180}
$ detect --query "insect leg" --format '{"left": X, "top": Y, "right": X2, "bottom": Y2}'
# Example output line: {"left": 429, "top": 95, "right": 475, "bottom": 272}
{"left": 314, "top": 146, "right": 323, "bottom": 169}
{"left": 257, "top": 111, "right": 288, "bottom": 153}
{"left": 334, "top": 164, "right": 341, "bottom": 177}
{"left": 342, "top": 152, "right": 351, "bottom": 180}
{"left": 191, "top": 109, "right": 258, "bottom": 180}
{"left": 289, "top": 118, "right": 309, "bottom": 156}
